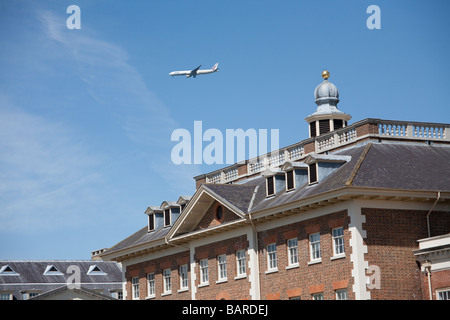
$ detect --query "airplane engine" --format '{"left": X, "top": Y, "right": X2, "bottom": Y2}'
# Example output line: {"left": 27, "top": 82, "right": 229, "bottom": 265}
{"left": 186, "top": 75, "right": 191, "bottom": 78}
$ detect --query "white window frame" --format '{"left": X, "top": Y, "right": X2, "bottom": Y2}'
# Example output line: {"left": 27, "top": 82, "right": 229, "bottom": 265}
{"left": 332, "top": 227, "right": 345, "bottom": 257}
{"left": 0, "top": 293, "right": 12, "bottom": 300}
{"left": 147, "top": 273, "right": 155, "bottom": 298}
{"left": 266, "top": 243, "right": 278, "bottom": 272}
{"left": 199, "top": 259, "right": 209, "bottom": 286}
{"left": 132, "top": 276, "right": 139, "bottom": 300}
{"left": 309, "top": 233, "right": 321, "bottom": 262}
{"left": 308, "top": 163, "right": 318, "bottom": 184}
{"left": 336, "top": 289, "right": 348, "bottom": 300}
{"left": 266, "top": 176, "right": 275, "bottom": 197}
{"left": 286, "top": 170, "right": 295, "bottom": 191}
{"left": 164, "top": 209, "right": 171, "bottom": 227}
{"left": 236, "top": 250, "right": 246, "bottom": 278}
{"left": 437, "top": 288, "right": 450, "bottom": 300}
{"left": 217, "top": 254, "right": 227, "bottom": 282}
{"left": 179, "top": 265, "right": 188, "bottom": 291}
{"left": 312, "top": 292, "right": 324, "bottom": 300}
{"left": 287, "top": 238, "right": 299, "bottom": 267}
{"left": 163, "top": 269, "right": 171, "bottom": 294}
{"left": 148, "top": 213, "right": 155, "bottom": 232}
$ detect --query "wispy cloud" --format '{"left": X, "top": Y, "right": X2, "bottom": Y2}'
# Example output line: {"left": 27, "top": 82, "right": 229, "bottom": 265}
{"left": 0, "top": 95, "right": 102, "bottom": 232}
{"left": 37, "top": 9, "right": 200, "bottom": 196}
{"left": 0, "top": 8, "right": 202, "bottom": 239}
{"left": 38, "top": 9, "right": 177, "bottom": 147}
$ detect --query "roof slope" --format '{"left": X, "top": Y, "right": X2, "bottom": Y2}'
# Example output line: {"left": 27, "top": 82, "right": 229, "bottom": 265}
{"left": 203, "top": 183, "right": 258, "bottom": 213}
{"left": 104, "top": 225, "right": 169, "bottom": 256}
{"left": 0, "top": 260, "right": 122, "bottom": 284}
{"left": 351, "top": 144, "right": 450, "bottom": 191}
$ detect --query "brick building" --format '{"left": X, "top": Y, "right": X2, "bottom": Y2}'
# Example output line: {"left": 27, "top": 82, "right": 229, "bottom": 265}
{"left": 100, "top": 71, "right": 450, "bottom": 300}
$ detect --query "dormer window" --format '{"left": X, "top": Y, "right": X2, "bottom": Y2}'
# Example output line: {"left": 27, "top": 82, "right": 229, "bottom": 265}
{"left": 263, "top": 168, "right": 285, "bottom": 197}
{"left": 148, "top": 213, "right": 155, "bottom": 231}
{"left": 43, "top": 265, "right": 63, "bottom": 276}
{"left": 286, "top": 170, "right": 295, "bottom": 191}
{"left": 281, "top": 161, "right": 309, "bottom": 191}
{"left": 164, "top": 209, "right": 171, "bottom": 227}
{"left": 266, "top": 176, "right": 275, "bottom": 197}
{"left": 308, "top": 163, "right": 318, "bottom": 184}
{"left": 0, "top": 265, "right": 19, "bottom": 276}
{"left": 87, "top": 265, "right": 107, "bottom": 275}
{"left": 304, "top": 154, "right": 351, "bottom": 185}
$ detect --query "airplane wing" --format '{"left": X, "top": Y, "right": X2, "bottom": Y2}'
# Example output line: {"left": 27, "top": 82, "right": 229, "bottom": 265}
{"left": 192, "top": 65, "right": 202, "bottom": 73}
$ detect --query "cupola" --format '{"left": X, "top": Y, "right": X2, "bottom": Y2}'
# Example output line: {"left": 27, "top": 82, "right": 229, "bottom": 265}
{"left": 305, "top": 71, "right": 351, "bottom": 138}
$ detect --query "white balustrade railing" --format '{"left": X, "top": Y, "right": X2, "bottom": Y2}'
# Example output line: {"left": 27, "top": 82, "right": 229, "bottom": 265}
{"left": 201, "top": 119, "right": 449, "bottom": 184}
{"left": 378, "top": 120, "right": 448, "bottom": 140}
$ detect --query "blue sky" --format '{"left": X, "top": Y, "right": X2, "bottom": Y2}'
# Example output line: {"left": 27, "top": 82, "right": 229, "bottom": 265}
{"left": 0, "top": 0, "right": 449, "bottom": 260}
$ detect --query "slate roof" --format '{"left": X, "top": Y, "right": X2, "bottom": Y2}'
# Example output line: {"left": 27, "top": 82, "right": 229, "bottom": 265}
{"left": 0, "top": 260, "right": 123, "bottom": 300}
{"left": 104, "top": 225, "right": 169, "bottom": 256}
{"left": 102, "top": 142, "right": 450, "bottom": 258}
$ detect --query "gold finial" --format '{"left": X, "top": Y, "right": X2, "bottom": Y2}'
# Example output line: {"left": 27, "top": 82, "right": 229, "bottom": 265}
{"left": 322, "top": 70, "right": 330, "bottom": 80}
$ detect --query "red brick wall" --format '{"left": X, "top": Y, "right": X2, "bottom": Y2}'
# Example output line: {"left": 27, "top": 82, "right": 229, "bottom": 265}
{"left": 194, "top": 235, "right": 250, "bottom": 300}
{"left": 125, "top": 250, "right": 191, "bottom": 300}
{"left": 257, "top": 210, "right": 353, "bottom": 300}
{"left": 356, "top": 122, "right": 378, "bottom": 137}
{"left": 421, "top": 269, "right": 450, "bottom": 300}
{"left": 363, "top": 208, "right": 450, "bottom": 300}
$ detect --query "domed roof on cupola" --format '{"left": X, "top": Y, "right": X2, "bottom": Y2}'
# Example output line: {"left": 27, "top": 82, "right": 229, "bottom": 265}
{"left": 305, "top": 70, "right": 352, "bottom": 138}
{"left": 313, "top": 70, "right": 340, "bottom": 111}
{"left": 314, "top": 71, "right": 339, "bottom": 102}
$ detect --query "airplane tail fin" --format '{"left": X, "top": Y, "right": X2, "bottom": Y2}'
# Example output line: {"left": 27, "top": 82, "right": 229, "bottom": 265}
{"left": 211, "top": 63, "right": 219, "bottom": 71}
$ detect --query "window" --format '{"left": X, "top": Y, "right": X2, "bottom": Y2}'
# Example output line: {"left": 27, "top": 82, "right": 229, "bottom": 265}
{"left": 334, "top": 119, "right": 343, "bottom": 130}
{"left": 0, "top": 265, "right": 19, "bottom": 276}
{"left": 336, "top": 289, "right": 348, "bottom": 300}
{"left": 215, "top": 205, "right": 224, "bottom": 221}
{"left": 267, "top": 243, "right": 277, "bottom": 271}
{"left": 217, "top": 255, "right": 227, "bottom": 281}
{"left": 27, "top": 292, "right": 39, "bottom": 299}
{"left": 286, "top": 170, "right": 295, "bottom": 191}
{"left": 0, "top": 293, "right": 11, "bottom": 300}
{"left": 132, "top": 277, "right": 139, "bottom": 299}
{"left": 43, "top": 265, "right": 63, "bottom": 276}
{"left": 164, "top": 209, "right": 171, "bottom": 227}
{"left": 179, "top": 265, "right": 188, "bottom": 290}
{"left": 309, "top": 163, "right": 317, "bottom": 184}
{"left": 112, "top": 291, "right": 123, "bottom": 300}
{"left": 163, "top": 269, "right": 171, "bottom": 294}
{"left": 319, "top": 119, "right": 330, "bottom": 135}
{"left": 438, "top": 289, "right": 450, "bottom": 300}
{"left": 236, "top": 250, "right": 246, "bottom": 277}
{"left": 309, "top": 233, "right": 321, "bottom": 261}
{"left": 200, "top": 259, "right": 209, "bottom": 285}
{"left": 147, "top": 273, "right": 155, "bottom": 297}
{"left": 287, "top": 238, "right": 299, "bottom": 266}
{"left": 87, "top": 265, "right": 106, "bottom": 275}
{"left": 148, "top": 213, "right": 155, "bottom": 231}
{"left": 312, "top": 292, "right": 324, "bottom": 300}
{"left": 310, "top": 122, "right": 317, "bottom": 137}
{"left": 332, "top": 227, "right": 345, "bottom": 256}
{"left": 266, "top": 176, "right": 275, "bottom": 196}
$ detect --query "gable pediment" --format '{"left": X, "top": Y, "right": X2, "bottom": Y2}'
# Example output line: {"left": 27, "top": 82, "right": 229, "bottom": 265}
{"left": 167, "top": 184, "right": 255, "bottom": 240}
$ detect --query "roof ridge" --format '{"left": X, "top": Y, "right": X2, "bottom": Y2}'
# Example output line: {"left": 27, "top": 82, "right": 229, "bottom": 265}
{"left": 345, "top": 142, "right": 373, "bottom": 187}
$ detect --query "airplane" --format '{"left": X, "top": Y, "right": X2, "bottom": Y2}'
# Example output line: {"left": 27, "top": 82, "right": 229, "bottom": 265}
{"left": 169, "top": 63, "right": 219, "bottom": 78}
